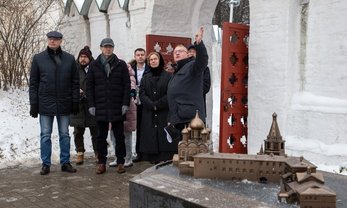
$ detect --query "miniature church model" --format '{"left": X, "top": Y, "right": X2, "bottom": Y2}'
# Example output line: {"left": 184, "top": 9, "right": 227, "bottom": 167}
{"left": 172, "top": 112, "right": 336, "bottom": 208}
{"left": 172, "top": 111, "right": 211, "bottom": 175}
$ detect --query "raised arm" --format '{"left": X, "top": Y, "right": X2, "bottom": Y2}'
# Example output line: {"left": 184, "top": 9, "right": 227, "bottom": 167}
{"left": 192, "top": 27, "right": 208, "bottom": 75}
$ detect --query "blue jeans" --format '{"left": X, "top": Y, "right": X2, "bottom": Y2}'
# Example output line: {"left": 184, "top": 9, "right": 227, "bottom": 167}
{"left": 40, "top": 115, "right": 71, "bottom": 166}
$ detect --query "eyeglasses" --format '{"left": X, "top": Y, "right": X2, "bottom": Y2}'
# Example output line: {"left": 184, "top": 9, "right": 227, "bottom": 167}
{"left": 173, "top": 49, "right": 187, "bottom": 54}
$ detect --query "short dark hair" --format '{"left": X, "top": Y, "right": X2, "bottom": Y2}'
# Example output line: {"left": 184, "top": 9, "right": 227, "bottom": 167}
{"left": 187, "top": 44, "right": 196, "bottom": 51}
{"left": 134, "top": 48, "right": 146, "bottom": 55}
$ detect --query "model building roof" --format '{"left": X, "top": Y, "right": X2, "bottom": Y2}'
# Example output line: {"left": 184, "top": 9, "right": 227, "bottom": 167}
{"left": 190, "top": 111, "right": 205, "bottom": 129}
{"left": 300, "top": 186, "right": 336, "bottom": 196}
{"left": 296, "top": 172, "right": 324, "bottom": 184}
{"left": 266, "top": 113, "right": 283, "bottom": 142}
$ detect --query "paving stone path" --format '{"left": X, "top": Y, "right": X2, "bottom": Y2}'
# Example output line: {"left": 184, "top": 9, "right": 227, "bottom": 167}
{"left": 0, "top": 158, "right": 152, "bottom": 208}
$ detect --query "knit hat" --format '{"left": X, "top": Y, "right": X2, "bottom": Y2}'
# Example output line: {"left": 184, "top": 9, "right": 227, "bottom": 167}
{"left": 78, "top": 46, "right": 93, "bottom": 61}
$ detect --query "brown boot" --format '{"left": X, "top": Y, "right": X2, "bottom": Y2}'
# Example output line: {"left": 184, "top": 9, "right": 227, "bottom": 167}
{"left": 96, "top": 164, "right": 106, "bottom": 174}
{"left": 76, "top": 152, "right": 84, "bottom": 165}
{"left": 117, "top": 164, "right": 126, "bottom": 174}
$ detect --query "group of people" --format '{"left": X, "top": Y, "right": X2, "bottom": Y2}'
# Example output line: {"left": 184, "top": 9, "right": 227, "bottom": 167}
{"left": 29, "top": 27, "right": 210, "bottom": 176}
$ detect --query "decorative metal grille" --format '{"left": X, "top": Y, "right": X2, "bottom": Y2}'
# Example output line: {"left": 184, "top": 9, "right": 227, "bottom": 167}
{"left": 219, "top": 23, "right": 249, "bottom": 154}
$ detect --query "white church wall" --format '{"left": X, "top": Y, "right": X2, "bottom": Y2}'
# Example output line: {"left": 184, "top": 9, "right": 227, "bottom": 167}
{"left": 249, "top": 0, "right": 347, "bottom": 168}
{"left": 285, "top": 0, "right": 347, "bottom": 167}
{"left": 248, "top": 0, "right": 296, "bottom": 153}
{"left": 108, "top": 0, "right": 132, "bottom": 60}
{"left": 122, "top": 0, "right": 154, "bottom": 61}
{"left": 305, "top": 0, "right": 347, "bottom": 98}
{"left": 88, "top": 0, "right": 108, "bottom": 57}
{"left": 60, "top": 2, "right": 89, "bottom": 57}
{"left": 211, "top": 40, "right": 221, "bottom": 152}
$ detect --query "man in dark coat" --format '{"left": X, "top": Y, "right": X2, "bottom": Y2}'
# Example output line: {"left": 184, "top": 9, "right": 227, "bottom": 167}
{"left": 29, "top": 31, "right": 79, "bottom": 175}
{"left": 70, "top": 46, "right": 97, "bottom": 165}
{"left": 86, "top": 38, "right": 130, "bottom": 174}
{"left": 187, "top": 44, "right": 211, "bottom": 117}
{"left": 131, "top": 48, "right": 150, "bottom": 163}
{"left": 167, "top": 27, "right": 208, "bottom": 132}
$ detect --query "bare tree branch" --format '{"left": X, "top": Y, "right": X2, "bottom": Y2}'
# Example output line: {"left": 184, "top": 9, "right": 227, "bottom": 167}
{"left": 0, "top": 0, "right": 63, "bottom": 90}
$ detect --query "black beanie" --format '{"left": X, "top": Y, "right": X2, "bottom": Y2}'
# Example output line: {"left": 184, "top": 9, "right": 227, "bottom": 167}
{"left": 78, "top": 46, "right": 93, "bottom": 61}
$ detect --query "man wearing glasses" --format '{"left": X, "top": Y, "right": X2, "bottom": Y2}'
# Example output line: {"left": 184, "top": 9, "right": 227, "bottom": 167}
{"left": 167, "top": 27, "right": 208, "bottom": 133}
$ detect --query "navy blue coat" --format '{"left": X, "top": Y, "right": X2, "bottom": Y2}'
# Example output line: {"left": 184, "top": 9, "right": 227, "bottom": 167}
{"left": 167, "top": 41, "right": 208, "bottom": 124}
{"left": 86, "top": 54, "right": 130, "bottom": 122}
{"left": 29, "top": 47, "right": 79, "bottom": 116}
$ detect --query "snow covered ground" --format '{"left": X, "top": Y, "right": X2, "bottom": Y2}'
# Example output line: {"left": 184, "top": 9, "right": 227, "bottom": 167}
{"left": 0, "top": 89, "right": 346, "bottom": 176}
{"left": 0, "top": 89, "right": 110, "bottom": 169}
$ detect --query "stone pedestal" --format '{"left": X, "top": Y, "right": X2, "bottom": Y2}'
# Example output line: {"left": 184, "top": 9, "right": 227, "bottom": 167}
{"left": 129, "top": 164, "right": 299, "bottom": 208}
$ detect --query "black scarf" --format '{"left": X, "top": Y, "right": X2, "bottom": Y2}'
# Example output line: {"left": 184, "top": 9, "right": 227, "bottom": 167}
{"left": 47, "top": 46, "right": 62, "bottom": 65}
{"left": 174, "top": 57, "right": 193, "bottom": 73}
{"left": 150, "top": 66, "right": 163, "bottom": 76}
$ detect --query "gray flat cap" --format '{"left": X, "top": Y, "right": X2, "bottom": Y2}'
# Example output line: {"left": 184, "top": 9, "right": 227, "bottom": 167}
{"left": 100, "top": 38, "right": 114, "bottom": 47}
{"left": 46, "top": 31, "right": 63, "bottom": 39}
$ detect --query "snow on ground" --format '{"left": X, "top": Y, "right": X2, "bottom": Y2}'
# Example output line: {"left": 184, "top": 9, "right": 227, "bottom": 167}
{"left": 0, "top": 89, "right": 346, "bottom": 175}
{"left": 0, "top": 89, "right": 98, "bottom": 169}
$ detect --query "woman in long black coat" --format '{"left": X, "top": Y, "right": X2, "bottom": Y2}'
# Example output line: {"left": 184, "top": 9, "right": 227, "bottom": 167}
{"left": 139, "top": 52, "right": 176, "bottom": 162}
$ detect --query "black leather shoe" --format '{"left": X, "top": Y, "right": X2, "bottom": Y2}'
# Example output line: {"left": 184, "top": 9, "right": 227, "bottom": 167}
{"left": 40, "top": 165, "right": 50, "bottom": 175}
{"left": 133, "top": 156, "right": 142, "bottom": 163}
{"left": 61, "top": 163, "right": 77, "bottom": 173}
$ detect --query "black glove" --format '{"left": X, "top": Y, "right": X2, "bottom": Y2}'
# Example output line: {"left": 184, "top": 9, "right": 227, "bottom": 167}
{"left": 30, "top": 104, "right": 38, "bottom": 118}
{"left": 130, "top": 89, "right": 137, "bottom": 98}
{"left": 72, "top": 102, "right": 79, "bottom": 115}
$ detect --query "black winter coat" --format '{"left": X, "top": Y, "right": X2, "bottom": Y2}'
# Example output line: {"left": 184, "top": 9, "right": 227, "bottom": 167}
{"left": 167, "top": 41, "right": 208, "bottom": 124}
{"left": 29, "top": 47, "right": 79, "bottom": 115}
{"left": 70, "top": 64, "right": 96, "bottom": 127}
{"left": 139, "top": 69, "right": 175, "bottom": 154}
{"left": 86, "top": 54, "right": 130, "bottom": 122}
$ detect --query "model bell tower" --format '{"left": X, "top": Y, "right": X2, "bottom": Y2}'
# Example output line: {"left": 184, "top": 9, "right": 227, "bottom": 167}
{"left": 264, "top": 112, "right": 285, "bottom": 156}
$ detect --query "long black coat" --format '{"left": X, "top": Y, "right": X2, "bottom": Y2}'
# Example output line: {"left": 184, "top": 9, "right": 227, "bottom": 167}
{"left": 139, "top": 69, "right": 175, "bottom": 154}
{"left": 70, "top": 64, "right": 96, "bottom": 127}
{"left": 86, "top": 54, "right": 130, "bottom": 122}
{"left": 29, "top": 47, "right": 79, "bottom": 115}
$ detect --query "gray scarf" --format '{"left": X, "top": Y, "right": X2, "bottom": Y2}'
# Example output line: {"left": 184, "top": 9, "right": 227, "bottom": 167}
{"left": 100, "top": 54, "right": 115, "bottom": 77}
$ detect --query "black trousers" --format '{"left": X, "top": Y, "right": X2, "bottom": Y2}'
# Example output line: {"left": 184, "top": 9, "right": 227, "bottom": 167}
{"left": 96, "top": 121, "right": 126, "bottom": 165}
{"left": 135, "top": 104, "right": 143, "bottom": 158}
{"left": 73, "top": 126, "right": 98, "bottom": 153}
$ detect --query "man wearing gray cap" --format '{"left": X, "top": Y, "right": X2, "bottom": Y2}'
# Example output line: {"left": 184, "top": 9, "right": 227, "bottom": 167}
{"left": 29, "top": 31, "right": 79, "bottom": 175}
{"left": 86, "top": 37, "right": 130, "bottom": 174}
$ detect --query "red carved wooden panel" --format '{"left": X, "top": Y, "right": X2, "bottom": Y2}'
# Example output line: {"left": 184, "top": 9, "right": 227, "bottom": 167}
{"left": 146, "top": 34, "right": 191, "bottom": 73}
{"left": 219, "top": 22, "right": 249, "bottom": 154}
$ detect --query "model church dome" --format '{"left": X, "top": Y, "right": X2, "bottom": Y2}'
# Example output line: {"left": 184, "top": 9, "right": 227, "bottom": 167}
{"left": 190, "top": 110, "right": 205, "bottom": 130}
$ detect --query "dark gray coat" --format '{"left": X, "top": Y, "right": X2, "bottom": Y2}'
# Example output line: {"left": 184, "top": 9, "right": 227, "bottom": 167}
{"left": 29, "top": 47, "right": 79, "bottom": 115}
{"left": 86, "top": 54, "right": 130, "bottom": 122}
{"left": 167, "top": 41, "right": 208, "bottom": 124}
{"left": 139, "top": 69, "right": 173, "bottom": 154}
{"left": 70, "top": 64, "right": 96, "bottom": 127}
